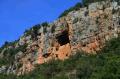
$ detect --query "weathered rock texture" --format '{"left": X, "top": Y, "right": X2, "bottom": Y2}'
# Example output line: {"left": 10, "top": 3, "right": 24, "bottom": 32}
{"left": 0, "top": 1, "right": 120, "bottom": 75}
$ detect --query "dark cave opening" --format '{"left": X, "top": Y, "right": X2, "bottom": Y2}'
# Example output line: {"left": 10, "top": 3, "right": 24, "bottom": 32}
{"left": 43, "top": 53, "right": 51, "bottom": 58}
{"left": 56, "top": 30, "right": 70, "bottom": 46}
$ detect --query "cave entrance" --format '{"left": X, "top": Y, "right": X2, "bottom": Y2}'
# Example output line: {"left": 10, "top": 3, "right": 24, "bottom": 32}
{"left": 43, "top": 53, "right": 51, "bottom": 58}
{"left": 56, "top": 30, "right": 70, "bottom": 46}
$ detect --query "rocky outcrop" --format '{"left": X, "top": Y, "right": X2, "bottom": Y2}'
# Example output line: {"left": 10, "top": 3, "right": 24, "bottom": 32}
{"left": 0, "top": 1, "right": 120, "bottom": 75}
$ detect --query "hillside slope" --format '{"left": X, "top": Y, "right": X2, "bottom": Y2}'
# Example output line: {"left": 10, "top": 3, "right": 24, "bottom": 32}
{"left": 0, "top": 0, "right": 120, "bottom": 78}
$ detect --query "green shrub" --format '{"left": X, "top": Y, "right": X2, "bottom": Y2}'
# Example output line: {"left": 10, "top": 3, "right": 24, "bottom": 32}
{"left": 59, "top": 3, "right": 83, "bottom": 18}
{"left": 83, "top": 0, "right": 120, "bottom": 7}
{"left": 24, "top": 22, "right": 49, "bottom": 39}
{"left": 41, "top": 22, "right": 49, "bottom": 34}
{"left": 51, "top": 24, "right": 56, "bottom": 33}
{"left": 24, "top": 24, "right": 41, "bottom": 38}
{"left": 83, "top": 0, "right": 108, "bottom": 6}
{"left": 41, "top": 22, "right": 49, "bottom": 27}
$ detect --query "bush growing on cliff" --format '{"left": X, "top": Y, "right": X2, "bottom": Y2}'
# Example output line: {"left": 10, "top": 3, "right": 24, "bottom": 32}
{"left": 24, "top": 22, "right": 49, "bottom": 37}
{"left": 42, "top": 22, "right": 49, "bottom": 34}
{"left": 41, "top": 22, "right": 49, "bottom": 27}
{"left": 83, "top": 0, "right": 120, "bottom": 6}
{"left": 59, "top": 3, "right": 83, "bottom": 18}
{"left": 83, "top": 0, "right": 105, "bottom": 6}
{"left": 59, "top": 0, "right": 119, "bottom": 18}
{"left": 24, "top": 24, "right": 41, "bottom": 38}
{"left": 0, "top": 40, "right": 18, "bottom": 49}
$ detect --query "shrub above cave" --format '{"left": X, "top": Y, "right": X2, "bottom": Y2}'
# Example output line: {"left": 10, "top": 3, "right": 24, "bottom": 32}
{"left": 59, "top": 3, "right": 83, "bottom": 18}
{"left": 24, "top": 22, "right": 49, "bottom": 39}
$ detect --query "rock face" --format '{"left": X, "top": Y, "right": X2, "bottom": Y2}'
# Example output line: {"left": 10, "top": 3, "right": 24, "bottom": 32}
{"left": 0, "top": 1, "right": 120, "bottom": 75}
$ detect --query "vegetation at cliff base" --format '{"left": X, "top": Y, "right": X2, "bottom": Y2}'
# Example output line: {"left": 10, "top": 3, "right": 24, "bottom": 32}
{"left": 0, "top": 36, "right": 120, "bottom": 79}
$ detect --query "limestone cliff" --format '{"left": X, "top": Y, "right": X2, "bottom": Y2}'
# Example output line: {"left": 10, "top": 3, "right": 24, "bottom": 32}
{"left": 0, "top": 1, "right": 120, "bottom": 75}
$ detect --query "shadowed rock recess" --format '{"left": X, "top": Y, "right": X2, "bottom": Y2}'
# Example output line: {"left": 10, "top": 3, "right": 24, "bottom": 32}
{"left": 0, "top": 1, "right": 120, "bottom": 75}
